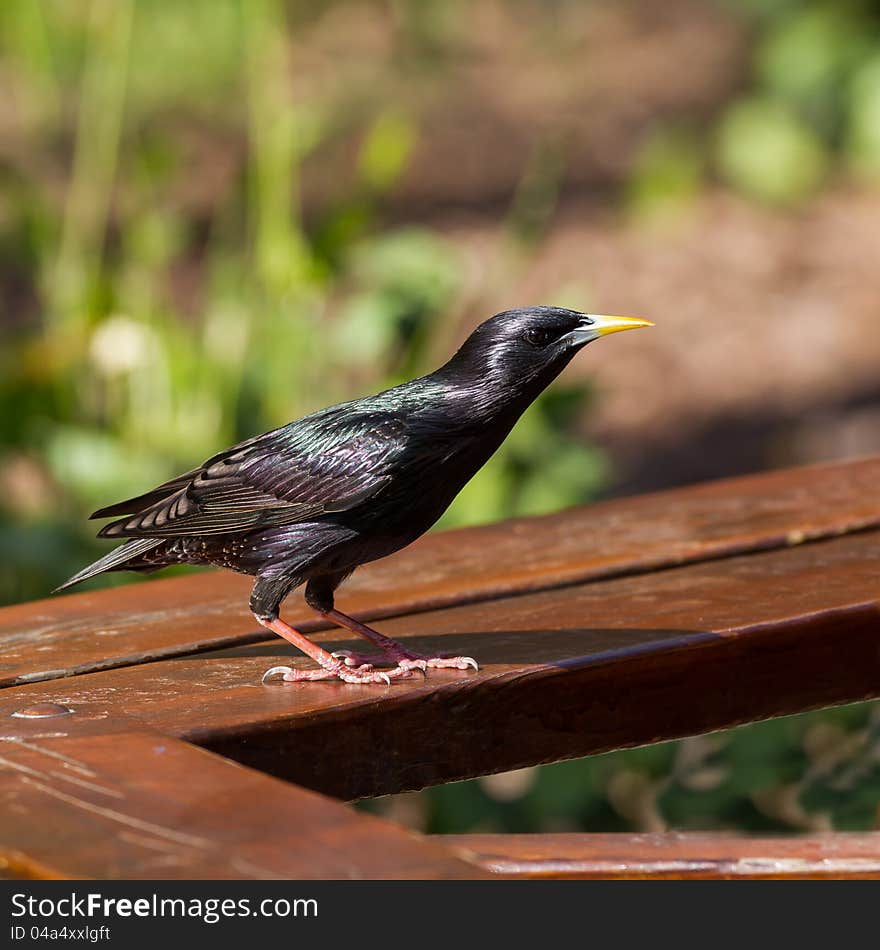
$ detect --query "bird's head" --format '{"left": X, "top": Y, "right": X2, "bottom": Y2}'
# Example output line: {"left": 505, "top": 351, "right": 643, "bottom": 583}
{"left": 441, "top": 306, "right": 653, "bottom": 398}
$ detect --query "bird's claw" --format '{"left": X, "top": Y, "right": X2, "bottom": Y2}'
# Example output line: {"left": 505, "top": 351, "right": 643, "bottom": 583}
{"left": 420, "top": 654, "right": 479, "bottom": 671}
{"left": 335, "top": 663, "right": 410, "bottom": 685}
{"left": 329, "top": 648, "right": 475, "bottom": 675}
{"left": 396, "top": 657, "right": 428, "bottom": 676}
{"left": 262, "top": 659, "right": 408, "bottom": 685}
{"left": 331, "top": 650, "right": 374, "bottom": 669}
{"left": 261, "top": 665, "right": 294, "bottom": 684}
{"left": 265, "top": 645, "right": 477, "bottom": 685}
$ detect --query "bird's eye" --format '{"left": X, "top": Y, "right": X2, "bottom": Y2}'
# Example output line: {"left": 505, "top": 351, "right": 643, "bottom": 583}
{"left": 523, "top": 328, "right": 552, "bottom": 347}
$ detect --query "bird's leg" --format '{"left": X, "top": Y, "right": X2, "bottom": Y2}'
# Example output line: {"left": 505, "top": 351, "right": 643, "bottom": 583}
{"left": 302, "top": 576, "right": 478, "bottom": 675}
{"left": 320, "top": 608, "right": 479, "bottom": 674}
{"left": 255, "top": 614, "right": 413, "bottom": 685}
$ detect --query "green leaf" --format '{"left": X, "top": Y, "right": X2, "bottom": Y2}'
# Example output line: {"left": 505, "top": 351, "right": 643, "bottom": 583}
{"left": 716, "top": 97, "right": 828, "bottom": 204}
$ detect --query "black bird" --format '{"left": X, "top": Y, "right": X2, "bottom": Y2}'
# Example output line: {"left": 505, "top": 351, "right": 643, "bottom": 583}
{"left": 58, "top": 307, "right": 652, "bottom": 684}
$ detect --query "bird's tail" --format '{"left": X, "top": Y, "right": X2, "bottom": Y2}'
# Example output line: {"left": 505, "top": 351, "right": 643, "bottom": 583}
{"left": 53, "top": 538, "right": 164, "bottom": 593}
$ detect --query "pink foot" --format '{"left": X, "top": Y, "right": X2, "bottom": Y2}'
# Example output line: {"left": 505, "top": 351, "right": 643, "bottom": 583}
{"left": 331, "top": 648, "right": 479, "bottom": 673}
{"left": 261, "top": 659, "right": 412, "bottom": 685}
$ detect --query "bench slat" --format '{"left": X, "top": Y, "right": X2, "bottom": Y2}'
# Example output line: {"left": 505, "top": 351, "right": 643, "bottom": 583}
{"left": 3, "top": 457, "right": 879, "bottom": 688}
{"left": 0, "top": 712, "right": 483, "bottom": 879}
{"left": 3, "top": 531, "right": 878, "bottom": 800}
{"left": 443, "top": 833, "right": 880, "bottom": 879}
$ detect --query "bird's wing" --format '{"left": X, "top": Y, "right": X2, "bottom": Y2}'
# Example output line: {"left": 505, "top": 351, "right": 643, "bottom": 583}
{"left": 89, "top": 468, "right": 203, "bottom": 520}
{"left": 96, "top": 410, "right": 409, "bottom": 539}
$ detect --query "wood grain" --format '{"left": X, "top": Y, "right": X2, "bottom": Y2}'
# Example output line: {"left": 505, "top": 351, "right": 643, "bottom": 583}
{"left": 0, "top": 711, "right": 484, "bottom": 879}
{"left": 3, "top": 456, "right": 880, "bottom": 688}
{"left": 443, "top": 833, "right": 880, "bottom": 879}
{"left": 3, "top": 530, "right": 879, "bottom": 800}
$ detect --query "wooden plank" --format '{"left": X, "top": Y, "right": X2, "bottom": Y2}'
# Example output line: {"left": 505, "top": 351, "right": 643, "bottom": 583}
{"left": 443, "top": 833, "right": 880, "bottom": 879}
{"left": 3, "top": 531, "right": 879, "bottom": 800}
{"left": 0, "top": 711, "right": 484, "bottom": 880}
{"left": 3, "top": 456, "right": 880, "bottom": 688}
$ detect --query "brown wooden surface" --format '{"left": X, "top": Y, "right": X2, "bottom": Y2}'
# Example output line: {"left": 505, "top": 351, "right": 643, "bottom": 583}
{"left": 3, "top": 456, "right": 880, "bottom": 688}
{"left": 444, "top": 833, "right": 880, "bottom": 879}
{"left": 0, "top": 709, "right": 484, "bottom": 879}
{"left": 3, "top": 458, "right": 880, "bottom": 878}
{"left": 3, "top": 530, "right": 880, "bottom": 800}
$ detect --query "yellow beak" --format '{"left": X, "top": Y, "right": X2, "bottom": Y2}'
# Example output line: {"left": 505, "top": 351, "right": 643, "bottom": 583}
{"left": 589, "top": 315, "right": 654, "bottom": 337}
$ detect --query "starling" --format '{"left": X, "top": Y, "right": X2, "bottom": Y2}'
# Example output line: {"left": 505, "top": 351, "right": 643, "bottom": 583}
{"left": 58, "top": 307, "right": 652, "bottom": 684}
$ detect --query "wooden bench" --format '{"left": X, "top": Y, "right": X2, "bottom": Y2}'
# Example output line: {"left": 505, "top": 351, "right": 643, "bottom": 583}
{"left": 2, "top": 457, "right": 880, "bottom": 879}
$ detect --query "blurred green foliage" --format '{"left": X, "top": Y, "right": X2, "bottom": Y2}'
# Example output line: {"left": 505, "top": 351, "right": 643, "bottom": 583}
{"left": 628, "top": 0, "right": 880, "bottom": 209}
{"left": 718, "top": 0, "right": 880, "bottom": 201}
{"left": 717, "top": 96, "right": 829, "bottom": 203}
